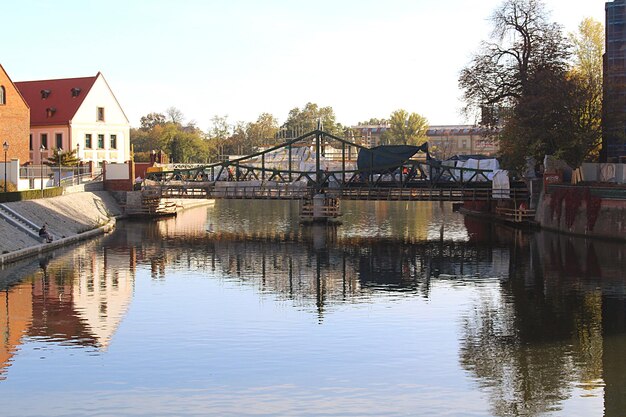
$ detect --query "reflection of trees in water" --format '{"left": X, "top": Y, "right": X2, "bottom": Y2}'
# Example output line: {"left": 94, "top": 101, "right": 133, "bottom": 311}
{"left": 459, "top": 231, "right": 626, "bottom": 417}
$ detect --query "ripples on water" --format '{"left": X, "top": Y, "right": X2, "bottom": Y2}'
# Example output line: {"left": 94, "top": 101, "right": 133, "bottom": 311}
{"left": 0, "top": 200, "right": 624, "bottom": 417}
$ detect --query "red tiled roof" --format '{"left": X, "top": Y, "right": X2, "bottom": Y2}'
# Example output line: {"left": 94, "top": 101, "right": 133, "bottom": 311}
{"left": 15, "top": 75, "right": 98, "bottom": 126}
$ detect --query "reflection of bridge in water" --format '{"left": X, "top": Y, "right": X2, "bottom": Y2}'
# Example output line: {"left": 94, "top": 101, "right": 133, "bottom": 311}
{"left": 144, "top": 129, "right": 528, "bottom": 206}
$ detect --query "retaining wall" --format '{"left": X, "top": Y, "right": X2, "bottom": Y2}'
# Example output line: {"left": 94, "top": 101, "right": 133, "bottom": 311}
{"left": 0, "top": 191, "right": 122, "bottom": 264}
{"left": 536, "top": 185, "right": 626, "bottom": 241}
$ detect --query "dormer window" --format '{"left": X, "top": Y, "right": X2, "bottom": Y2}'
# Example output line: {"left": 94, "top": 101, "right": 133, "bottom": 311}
{"left": 41, "top": 89, "right": 51, "bottom": 99}
{"left": 0, "top": 86, "right": 5, "bottom": 105}
{"left": 46, "top": 107, "right": 56, "bottom": 118}
{"left": 97, "top": 107, "right": 105, "bottom": 122}
{"left": 71, "top": 87, "right": 82, "bottom": 97}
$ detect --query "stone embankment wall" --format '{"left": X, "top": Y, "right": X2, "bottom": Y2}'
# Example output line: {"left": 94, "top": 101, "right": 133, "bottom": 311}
{"left": 0, "top": 191, "right": 122, "bottom": 262}
{"left": 536, "top": 186, "right": 626, "bottom": 241}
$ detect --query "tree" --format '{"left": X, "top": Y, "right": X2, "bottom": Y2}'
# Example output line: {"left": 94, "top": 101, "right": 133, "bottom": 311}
{"left": 165, "top": 106, "right": 185, "bottom": 125}
{"left": 140, "top": 112, "right": 166, "bottom": 130}
{"left": 458, "top": 0, "right": 604, "bottom": 171}
{"left": 282, "top": 102, "right": 341, "bottom": 137}
{"left": 569, "top": 18, "right": 604, "bottom": 162}
{"left": 247, "top": 113, "right": 279, "bottom": 147}
{"left": 459, "top": 0, "right": 570, "bottom": 126}
{"left": 132, "top": 110, "right": 217, "bottom": 163}
{"left": 44, "top": 148, "right": 79, "bottom": 167}
{"left": 383, "top": 109, "right": 428, "bottom": 145}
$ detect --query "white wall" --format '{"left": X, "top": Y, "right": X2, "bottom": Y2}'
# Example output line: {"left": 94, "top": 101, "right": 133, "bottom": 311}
{"left": 105, "top": 163, "right": 130, "bottom": 180}
{"left": 72, "top": 74, "right": 130, "bottom": 164}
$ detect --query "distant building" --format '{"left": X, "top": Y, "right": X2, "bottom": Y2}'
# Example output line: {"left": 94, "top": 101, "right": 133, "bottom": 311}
{"left": 350, "top": 124, "right": 499, "bottom": 159}
{"left": 15, "top": 73, "right": 130, "bottom": 165}
{"left": 603, "top": 0, "right": 626, "bottom": 161}
{"left": 0, "top": 64, "right": 30, "bottom": 164}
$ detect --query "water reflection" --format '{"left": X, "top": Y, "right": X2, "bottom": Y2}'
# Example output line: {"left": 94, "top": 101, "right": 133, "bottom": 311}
{"left": 0, "top": 201, "right": 624, "bottom": 416}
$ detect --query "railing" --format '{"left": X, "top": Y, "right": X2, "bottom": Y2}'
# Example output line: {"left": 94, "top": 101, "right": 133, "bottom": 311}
{"left": 495, "top": 207, "right": 536, "bottom": 223}
{"left": 151, "top": 184, "right": 530, "bottom": 202}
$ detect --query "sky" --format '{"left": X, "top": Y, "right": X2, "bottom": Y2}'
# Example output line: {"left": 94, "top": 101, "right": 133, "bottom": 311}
{"left": 2, "top": 0, "right": 606, "bottom": 129}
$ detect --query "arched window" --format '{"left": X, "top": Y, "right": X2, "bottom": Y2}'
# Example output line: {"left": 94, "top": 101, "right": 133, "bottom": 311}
{"left": 0, "top": 86, "right": 5, "bottom": 105}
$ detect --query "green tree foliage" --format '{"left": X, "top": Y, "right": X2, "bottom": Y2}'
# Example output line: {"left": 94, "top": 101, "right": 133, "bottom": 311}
{"left": 569, "top": 18, "right": 604, "bottom": 162}
{"left": 140, "top": 112, "right": 166, "bottom": 130}
{"left": 131, "top": 110, "right": 216, "bottom": 163}
{"left": 382, "top": 109, "right": 428, "bottom": 145}
{"left": 247, "top": 113, "right": 279, "bottom": 147}
{"left": 459, "top": 0, "right": 601, "bottom": 170}
{"left": 44, "top": 148, "right": 79, "bottom": 167}
{"left": 282, "top": 102, "right": 341, "bottom": 137}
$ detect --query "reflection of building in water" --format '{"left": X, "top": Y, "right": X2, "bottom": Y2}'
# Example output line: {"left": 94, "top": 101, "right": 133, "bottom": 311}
{"left": 1, "top": 241, "right": 135, "bottom": 381}
{"left": 0, "top": 283, "right": 33, "bottom": 380}
{"left": 71, "top": 246, "right": 134, "bottom": 349}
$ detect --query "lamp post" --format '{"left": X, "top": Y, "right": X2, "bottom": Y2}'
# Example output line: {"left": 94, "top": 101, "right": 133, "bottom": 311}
{"left": 76, "top": 143, "right": 80, "bottom": 184}
{"left": 40, "top": 144, "right": 45, "bottom": 197}
{"left": 57, "top": 149, "right": 63, "bottom": 187}
{"left": 2, "top": 141, "right": 8, "bottom": 193}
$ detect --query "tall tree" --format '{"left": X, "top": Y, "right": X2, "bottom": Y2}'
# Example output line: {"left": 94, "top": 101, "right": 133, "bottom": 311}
{"left": 459, "top": 0, "right": 570, "bottom": 126}
{"left": 458, "top": 0, "right": 592, "bottom": 171}
{"left": 140, "top": 112, "right": 166, "bottom": 130}
{"left": 282, "top": 102, "right": 341, "bottom": 137}
{"left": 165, "top": 106, "right": 185, "bottom": 125}
{"left": 247, "top": 113, "right": 279, "bottom": 147}
{"left": 383, "top": 109, "right": 428, "bottom": 145}
{"left": 569, "top": 18, "right": 604, "bottom": 162}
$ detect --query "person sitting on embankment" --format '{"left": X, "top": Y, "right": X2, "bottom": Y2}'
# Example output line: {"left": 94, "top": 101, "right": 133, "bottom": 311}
{"left": 38, "top": 225, "right": 53, "bottom": 243}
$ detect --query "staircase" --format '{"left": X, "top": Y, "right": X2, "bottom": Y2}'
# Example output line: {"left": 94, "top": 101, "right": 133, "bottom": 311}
{"left": 0, "top": 203, "right": 49, "bottom": 241}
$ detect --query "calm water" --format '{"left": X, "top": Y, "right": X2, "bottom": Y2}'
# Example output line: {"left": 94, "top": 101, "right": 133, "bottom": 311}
{"left": 0, "top": 200, "right": 625, "bottom": 417}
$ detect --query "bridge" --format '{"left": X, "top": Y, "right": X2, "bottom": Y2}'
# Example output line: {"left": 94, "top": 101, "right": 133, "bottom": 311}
{"left": 141, "top": 129, "right": 527, "bottom": 218}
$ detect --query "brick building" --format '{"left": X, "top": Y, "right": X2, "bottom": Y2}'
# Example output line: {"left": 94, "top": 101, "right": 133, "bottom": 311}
{"left": 0, "top": 64, "right": 30, "bottom": 164}
{"left": 603, "top": 0, "right": 626, "bottom": 161}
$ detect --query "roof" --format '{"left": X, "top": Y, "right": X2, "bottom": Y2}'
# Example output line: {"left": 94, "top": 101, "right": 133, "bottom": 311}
{"left": 15, "top": 74, "right": 98, "bottom": 126}
{"left": 0, "top": 63, "right": 30, "bottom": 110}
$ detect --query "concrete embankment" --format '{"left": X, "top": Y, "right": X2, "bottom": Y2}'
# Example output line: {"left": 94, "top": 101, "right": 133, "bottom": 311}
{"left": 0, "top": 191, "right": 215, "bottom": 266}
{"left": 535, "top": 186, "right": 626, "bottom": 241}
{"left": 0, "top": 191, "right": 123, "bottom": 265}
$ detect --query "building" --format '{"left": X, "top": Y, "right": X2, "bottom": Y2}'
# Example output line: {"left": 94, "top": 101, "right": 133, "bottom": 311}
{"left": 426, "top": 125, "right": 498, "bottom": 159}
{"left": 0, "top": 64, "right": 30, "bottom": 165}
{"left": 15, "top": 73, "right": 130, "bottom": 165}
{"left": 351, "top": 124, "right": 499, "bottom": 159}
{"left": 603, "top": 0, "right": 626, "bottom": 161}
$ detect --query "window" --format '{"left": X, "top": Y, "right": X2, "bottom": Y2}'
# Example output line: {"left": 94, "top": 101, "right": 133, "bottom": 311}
{"left": 97, "top": 107, "right": 105, "bottom": 122}
{"left": 85, "top": 134, "right": 92, "bottom": 149}
{"left": 0, "top": 86, "right": 5, "bottom": 105}
{"left": 41, "top": 133, "right": 48, "bottom": 149}
{"left": 110, "top": 134, "right": 117, "bottom": 149}
{"left": 98, "top": 134, "right": 105, "bottom": 149}
{"left": 56, "top": 133, "right": 63, "bottom": 150}
{"left": 29, "top": 134, "right": 33, "bottom": 151}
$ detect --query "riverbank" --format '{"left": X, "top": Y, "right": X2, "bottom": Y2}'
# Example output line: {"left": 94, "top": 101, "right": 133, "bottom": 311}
{"left": 0, "top": 191, "right": 122, "bottom": 265}
{"left": 0, "top": 191, "right": 213, "bottom": 265}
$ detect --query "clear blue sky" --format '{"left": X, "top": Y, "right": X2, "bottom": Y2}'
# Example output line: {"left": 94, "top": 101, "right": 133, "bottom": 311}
{"left": 2, "top": 0, "right": 606, "bottom": 129}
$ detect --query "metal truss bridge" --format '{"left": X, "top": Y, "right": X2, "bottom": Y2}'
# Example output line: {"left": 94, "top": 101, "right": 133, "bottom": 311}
{"left": 144, "top": 129, "right": 527, "bottom": 203}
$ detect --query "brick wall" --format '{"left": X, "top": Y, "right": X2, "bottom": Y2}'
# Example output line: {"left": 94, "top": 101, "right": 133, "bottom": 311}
{"left": 0, "top": 65, "right": 30, "bottom": 164}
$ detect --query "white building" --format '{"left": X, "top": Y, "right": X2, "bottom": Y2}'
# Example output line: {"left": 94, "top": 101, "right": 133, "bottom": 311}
{"left": 15, "top": 73, "right": 130, "bottom": 165}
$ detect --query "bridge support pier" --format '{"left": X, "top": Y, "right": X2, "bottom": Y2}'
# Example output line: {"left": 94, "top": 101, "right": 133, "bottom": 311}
{"left": 300, "top": 193, "right": 340, "bottom": 222}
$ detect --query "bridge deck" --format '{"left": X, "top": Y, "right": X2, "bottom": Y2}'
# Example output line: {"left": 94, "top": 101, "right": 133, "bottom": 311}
{"left": 151, "top": 183, "right": 527, "bottom": 202}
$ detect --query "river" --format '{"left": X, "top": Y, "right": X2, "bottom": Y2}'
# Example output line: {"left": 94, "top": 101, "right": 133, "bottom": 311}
{"left": 0, "top": 200, "right": 624, "bottom": 417}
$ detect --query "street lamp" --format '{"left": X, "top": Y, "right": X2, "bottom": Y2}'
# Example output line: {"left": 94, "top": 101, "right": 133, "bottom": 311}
{"left": 57, "top": 149, "right": 63, "bottom": 187}
{"left": 76, "top": 143, "right": 80, "bottom": 184}
{"left": 2, "top": 141, "right": 8, "bottom": 193}
{"left": 40, "top": 144, "right": 45, "bottom": 196}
